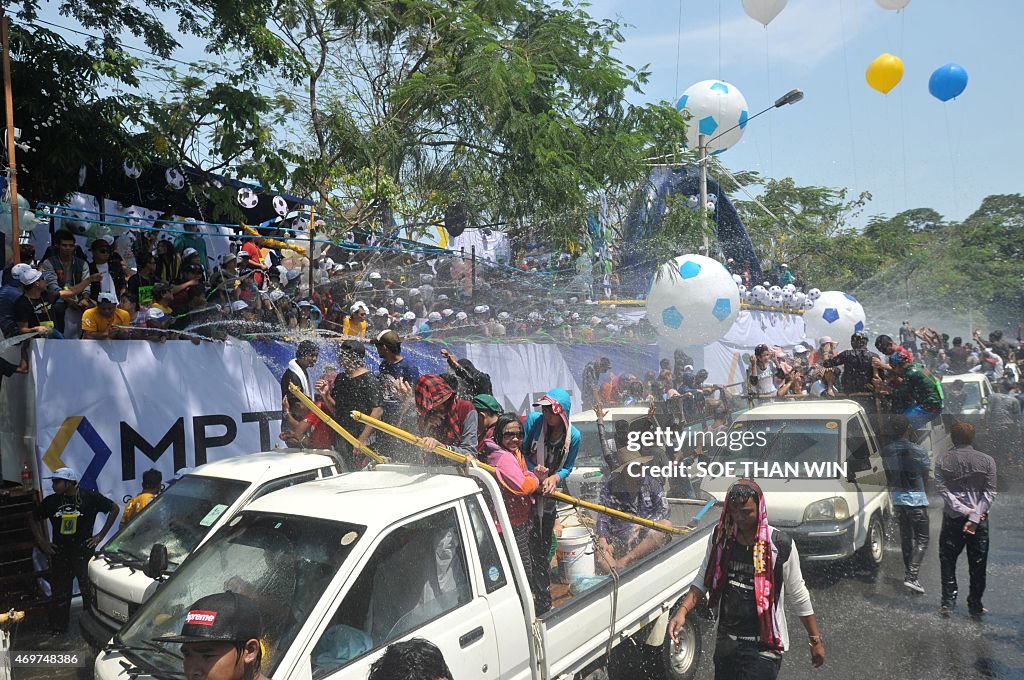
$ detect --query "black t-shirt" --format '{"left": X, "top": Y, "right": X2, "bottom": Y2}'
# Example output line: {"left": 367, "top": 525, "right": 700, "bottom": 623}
{"left": 13, "top": 294, "right": 54, "bottom": 328}
{"left": 717, "top": 542, "right": 759, "bottom": 638}
{"left": 331, "top": 371, "right": 384, "bottom": 437}
{"left": 947, "top": 346, "right": 969, "bottom": 373}
{"left": 34, "top": 489, "right": 118, "bottom": 548}
{"left": 823, "top": 348, "right": 878, "bottom": 394}
{"left": 127, "top": 273, "right": 156, "bottom": 306}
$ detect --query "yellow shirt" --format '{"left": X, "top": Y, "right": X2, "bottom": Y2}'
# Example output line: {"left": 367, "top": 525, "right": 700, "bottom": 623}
{"left": 152, "top": 303, "right": 173, "bottom": 315}
{"left": 81, "top": 307, "right": 131, "bottom": 335}
{"left": 121, "top": 490, "right": 157, "bottom": 525}
{"left": 343, "top": 317, "right": 367, "bottom": 338}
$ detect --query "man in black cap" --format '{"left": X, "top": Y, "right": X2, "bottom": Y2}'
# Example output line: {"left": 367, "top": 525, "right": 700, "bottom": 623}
{"left": 157, "top": 591, "right": 268, "bottom": 680}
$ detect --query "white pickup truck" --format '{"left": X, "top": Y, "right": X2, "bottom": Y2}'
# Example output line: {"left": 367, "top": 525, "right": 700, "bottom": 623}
{"left": 93, "top": 465, "right": 716, "bottom": 680}
{"left": 80, "top": 449, "right": 343, "bottom": 649}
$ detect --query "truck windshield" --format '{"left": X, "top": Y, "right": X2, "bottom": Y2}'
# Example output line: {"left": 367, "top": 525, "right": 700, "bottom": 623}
{"left": 114, "top": 512, "right": 364, "bottom": 677}
{"left": 103, "top": 475, "right": 249, "bottom": 567}
{"left": 713, "top": 419, "right": 841, "bottom": 477}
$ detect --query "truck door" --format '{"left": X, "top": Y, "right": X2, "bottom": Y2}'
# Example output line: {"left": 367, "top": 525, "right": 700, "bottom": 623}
{"left": 302, "top": 505, "right": 499, "bottom": 680}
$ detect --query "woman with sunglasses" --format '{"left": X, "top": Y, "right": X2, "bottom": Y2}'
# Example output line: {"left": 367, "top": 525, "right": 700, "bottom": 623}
{"left": 479, "top": 413, "right": 540, "bottom": 589}
{"left": 669, "top": 479, "right": 825, "bottom": 679}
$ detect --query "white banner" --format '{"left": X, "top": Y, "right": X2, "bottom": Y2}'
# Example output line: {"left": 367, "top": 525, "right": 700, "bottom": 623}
{"left": 721, "top": 309, "right": 807, "bottom": 348}
{"left": 463, "top": 344, "right": 583, "bottom": 414}
{"left": 32, "top": 340, "right": 283, "bottom": 506}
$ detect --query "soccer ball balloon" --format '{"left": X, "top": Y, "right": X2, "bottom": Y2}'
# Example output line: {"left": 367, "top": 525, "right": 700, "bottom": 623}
{"left": 272, "top": 195, "right": 288, "bottom": 217}
{"left": 238, "top": 188, "right": 259, "bottom": 209}
{"left": 646, "top": 254, "right": 740, "bottom": 346}
{"left": 676, "top": 80, "right": 750, "bottom": 154}
{"left": 802, "top": 291, "right": 867, "bottom": 351}
{"left": 807, "top": 288, "right": 822, "bottom": 301}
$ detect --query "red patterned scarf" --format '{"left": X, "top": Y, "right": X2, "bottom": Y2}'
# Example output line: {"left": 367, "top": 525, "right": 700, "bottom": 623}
{"left": 703, "top": 479, "right": 783, "bottom": 651}
{"left": 415, "top": 375, "right": 462, "bottom": 444}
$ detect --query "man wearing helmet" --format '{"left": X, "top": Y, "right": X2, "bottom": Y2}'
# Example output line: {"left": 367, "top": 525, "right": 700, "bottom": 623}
{"left": 884, "top": 349, "right": 944, "bottom": 431}
{"left": 820, "top": 331, "right": 879, "bottom": 410}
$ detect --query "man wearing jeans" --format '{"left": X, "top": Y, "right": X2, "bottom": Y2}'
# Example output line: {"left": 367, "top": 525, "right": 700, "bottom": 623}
{"left": 934, "top": 421, "right": 997, "bottom": 618}
{"left": 880, "top": 415, "right": 931, "bottom": 593}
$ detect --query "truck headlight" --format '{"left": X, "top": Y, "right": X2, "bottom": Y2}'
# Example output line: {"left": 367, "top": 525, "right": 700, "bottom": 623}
{"left": 803, "top": 497, "right": 850, "bottom": 522}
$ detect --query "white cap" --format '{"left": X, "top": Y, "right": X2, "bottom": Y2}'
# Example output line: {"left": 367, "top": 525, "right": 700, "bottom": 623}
{"left": 410, "top": 288, "right": 421, "bottom": 296}
{"left": 442, "top": 308, "right": 454, "bottom": 317}
{"left": 146, "top": 307, "right": 167, "bottom": 320}
{"left": 498, "top": 312, "right": 510, "bottom": 320}
{"left": 269, "top": 289, "right": 287, "bottom": 302}
{"left": 394, "top": 297, "right": 405, "bottom": 308}
{"left": 781, "top": 263, "right": 789, "bottom": 268}
{"left": 18, "top": 268, "right": 42, "bottom": 286}
{"left": 428, "top": 311, "right": 442, "bottom": 322}
{"left": 376, "top": 307, "right": 389, "bottom": 316}
{"left": 351, "top": 301, "right": 369, "bottom": 314}
{"left": 97, "top": 291, "right": 118, "bottom": 305}
{"left": 182, "top": 247, "right": 198, "bottom": 259}
{"left": 455, "top": 311, "right": 468, "bottom": 321}
{"left": 474, "top": 305, "right": 486, "bottom": 314}
{"left": 287, "top": 269, "right": 301, "bottom": 281}
{"left": 402, "top": 311, "right": 416, "bottom": 321}
{"left": 437, "top": 294, "right": 449, "bottom": 301}
{"left": 48, "top": 467, "right": 79, "bottom": 482}
{"left": 369, "top": 271, "right": 382, "bottom": 280}
{"left": 11, "top": 263, "right": 31, "bottom": 279}
{"left": 421, "top": 274, "right": 434, "bottom": 283}
{"left": 793, "top": 345, "right": 809, "bottom": 354}
{"left": 230, "top": 300, "right": 249, "bottom": 312}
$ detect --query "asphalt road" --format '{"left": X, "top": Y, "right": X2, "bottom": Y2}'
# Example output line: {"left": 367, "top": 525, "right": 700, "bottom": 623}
{"left": 8, "top": 486, "right": 1023, "bottom": 680}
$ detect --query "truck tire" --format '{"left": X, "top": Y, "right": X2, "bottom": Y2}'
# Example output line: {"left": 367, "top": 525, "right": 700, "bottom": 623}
{"left": 661, "top": 604, "right": 702, "bottom": 680}
{"left": 856, "top": 513, "right": 885, "bottom": 570}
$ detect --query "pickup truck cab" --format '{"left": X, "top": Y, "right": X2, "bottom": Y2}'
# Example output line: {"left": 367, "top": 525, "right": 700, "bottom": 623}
{"left": 80, "top": 449, "right": 342, "bottom": 649}
{"left": 700, "top": 400, "right": 892, "bottom": 567}
{"left": 941, "top": 372, "right": 993, "bottom": 419}
{"left": 94, "top": 465, "right": 717, "bottom": 680}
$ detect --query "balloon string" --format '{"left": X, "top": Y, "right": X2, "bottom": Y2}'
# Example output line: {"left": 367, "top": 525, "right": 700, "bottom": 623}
{"left": 718, "top": 0, "right": 722, "bottom": 81}
{"left": 837, "top": 0, "right": 859, "bottom": 193}
{"left": 899, "top": 9, "right": 908, "bottom": 210}
{"left": 943, "top": 104, "right": 960, "bottom": 220}
{"left": 764, "top": 26, "right": 774, "bottom": 178}
{"left": 673, "top": 0, "right": 683, "bottom": 104}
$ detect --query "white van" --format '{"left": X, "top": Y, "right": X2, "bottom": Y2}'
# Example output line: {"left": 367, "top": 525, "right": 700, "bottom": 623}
{"left": 79, "top": 449, "right": 342, "bottom": 648}
{"left": 700, "top": 400, "right": 892, "bottom": 567}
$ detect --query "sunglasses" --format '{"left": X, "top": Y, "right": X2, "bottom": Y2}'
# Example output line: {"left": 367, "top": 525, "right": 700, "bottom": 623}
{"left": 728, "top": 486, "right": 759, "bottom": 506}
{"left": 502, "top": 430, "right": 524, "bottom": 439}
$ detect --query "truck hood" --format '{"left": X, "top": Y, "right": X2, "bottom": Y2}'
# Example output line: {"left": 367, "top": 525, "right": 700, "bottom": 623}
{"left": 699, "top": 476, "right": 875, "bottom": 526}
{"left": 89, "top": 555, "right": 162, "bottom": 627}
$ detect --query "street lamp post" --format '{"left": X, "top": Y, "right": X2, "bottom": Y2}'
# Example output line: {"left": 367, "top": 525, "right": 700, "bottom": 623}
{"left": 698, "top": 88, "right": 804, "bottom": 254}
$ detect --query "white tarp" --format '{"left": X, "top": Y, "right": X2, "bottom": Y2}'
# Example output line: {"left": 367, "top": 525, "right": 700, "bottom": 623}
{"left": 463, "top": 343, "right": 582, "bottom": 414}
{"left": 32, "top": 339, "right": 282, "bottom": 505}
{"left": 703, "top": 310, "right": 808, "bottom": 389}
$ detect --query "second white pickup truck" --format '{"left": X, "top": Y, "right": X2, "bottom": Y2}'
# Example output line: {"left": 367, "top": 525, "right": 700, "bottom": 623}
{"left": 94, "top": 464, "right": 716, "bottom": 680}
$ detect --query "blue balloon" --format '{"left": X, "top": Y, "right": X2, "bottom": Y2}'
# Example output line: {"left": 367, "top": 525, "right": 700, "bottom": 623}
{"left": 928, "top": 63, "right": 968, "bottom": 102}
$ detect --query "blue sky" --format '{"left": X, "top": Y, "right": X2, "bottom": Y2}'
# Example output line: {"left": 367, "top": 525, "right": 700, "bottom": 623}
{"left": 585, "top": 0, "right": 1024, "bottom": 225}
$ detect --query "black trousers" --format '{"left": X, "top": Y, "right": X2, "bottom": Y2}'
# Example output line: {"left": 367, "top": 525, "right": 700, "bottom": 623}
{"left": 713, "top": 637, "right": 783, "bottom": 680}
{"left": 48, "top": 545, "right": 94, "bottom": 632}
{"left": 527, "top": 509, "right": 556, "bottom": 614}
{"left": 511, "top": 521, "right": 533, "bottom": 583}
{"left": 939, "top": 515, "right": 989, "bottom": 612}
{"left": 894, "top": 505, "right": 930, "bottom": 579}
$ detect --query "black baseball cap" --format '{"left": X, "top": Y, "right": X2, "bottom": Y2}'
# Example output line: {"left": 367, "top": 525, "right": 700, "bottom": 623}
{"left": 155, "top": 591, "right": 262, "bottom": 644}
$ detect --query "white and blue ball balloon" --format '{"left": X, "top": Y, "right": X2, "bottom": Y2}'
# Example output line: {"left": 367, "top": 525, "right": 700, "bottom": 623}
{"left": 676, "top": 80, "right": 750, "bottom": 154}
{"left": 646, "top": 254, "right": 740, "bottom": 346}
{"left": 802, "top": 291, "right": 867, "bottom": 351}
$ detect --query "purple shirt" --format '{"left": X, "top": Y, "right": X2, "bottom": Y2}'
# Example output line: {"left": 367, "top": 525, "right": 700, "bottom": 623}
{"left": 934, "top": 445, "right": 997, "bottom": 523}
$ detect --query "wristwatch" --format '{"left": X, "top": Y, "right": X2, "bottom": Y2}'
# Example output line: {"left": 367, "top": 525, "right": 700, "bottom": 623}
{"left": 808, "top": 635, "right": 823, "bottom": 646}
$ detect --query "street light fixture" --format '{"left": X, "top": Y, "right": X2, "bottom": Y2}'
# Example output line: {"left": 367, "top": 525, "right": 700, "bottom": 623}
{"left": 698, "top": 88, "right": 804, "bottom": 250}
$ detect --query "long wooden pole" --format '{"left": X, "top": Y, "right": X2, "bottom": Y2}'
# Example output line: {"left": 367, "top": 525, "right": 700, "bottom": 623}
{"left": 1, "top": 12, "right": 21, "bottom": 263}
{"left": 350, "top": 410, "right": 694, "bottom": 535}
{"left": 286, "top": 384, "right": 386, "bottom": 464}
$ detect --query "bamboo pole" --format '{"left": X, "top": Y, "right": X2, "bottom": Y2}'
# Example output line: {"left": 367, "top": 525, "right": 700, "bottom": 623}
{"left": 2, "top": 12, "right": 22, "bottom": 263}
{"left": 350, "top": 410, "right": 695, "bottom": 536}
{"left": 287, "top": 384, "right": 386, "bottom": 464}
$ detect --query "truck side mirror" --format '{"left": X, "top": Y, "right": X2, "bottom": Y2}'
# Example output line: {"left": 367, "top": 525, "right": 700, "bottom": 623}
{"left": 143, "top": 543, "right": 169, "bottom": 579}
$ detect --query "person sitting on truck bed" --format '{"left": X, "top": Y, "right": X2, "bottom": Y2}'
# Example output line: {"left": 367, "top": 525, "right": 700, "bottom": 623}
{"left": 669, "top": 479, "right": 825, "bottom": 679}
{"left": 595, "top": 446, "right": 670, "bottom": 573}
{"left": 414, "top": 374, "right": 479, "bottom": 458}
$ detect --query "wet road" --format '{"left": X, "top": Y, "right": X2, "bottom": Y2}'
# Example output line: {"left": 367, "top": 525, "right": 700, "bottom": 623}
{"left": 691, "top": 482, "right": 1024, "bottom": 680}
{"left": 9, "top": 487, "right": 1024, "bottom": 680}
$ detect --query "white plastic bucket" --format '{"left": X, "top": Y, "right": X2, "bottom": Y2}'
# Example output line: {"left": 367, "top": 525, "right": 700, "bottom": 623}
{"left": 557, "top": 526, "right": 595, "bottom": 582}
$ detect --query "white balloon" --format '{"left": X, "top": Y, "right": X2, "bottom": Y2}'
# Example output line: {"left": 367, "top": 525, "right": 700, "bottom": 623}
{"left": 802, "top": 291, "right": 867, "bottom": 352}
{"left": 705, "top": 201, "right": 717, "bottom": 213}
{"left": 742, "top": 0, "right": 788, "bottom": 26}
{"left": 676, "top": 80, "right": 749, "bottom": 154}
{"left": 732, "top": 274, "right": 743, "bottom": 284}
{"left": 875, "top": 0, "right": 910, "bottom": 10}
{"left": 272, "top": 195, "right": 288, "bottom": 217}
{"left": 807, "top": 287, "right": 821, "bottom": 301}
{"left": 646, "top": 254, "right": 740, "bottom": 346}
{"left": 687, "top": 195, "right": 700, "bottom": 209}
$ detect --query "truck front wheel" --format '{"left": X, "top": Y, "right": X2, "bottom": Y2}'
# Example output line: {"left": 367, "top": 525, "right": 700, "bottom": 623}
{"left": 661, "top": 606, "right": 702, "bottom": 680}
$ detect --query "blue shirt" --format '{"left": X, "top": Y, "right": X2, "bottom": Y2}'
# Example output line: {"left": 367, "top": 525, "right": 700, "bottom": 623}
{"left": 0, "top": 283, "right": 23, "bottom": 338}
{"left": 880, "top": 438, "right": 931, "bottom": 507}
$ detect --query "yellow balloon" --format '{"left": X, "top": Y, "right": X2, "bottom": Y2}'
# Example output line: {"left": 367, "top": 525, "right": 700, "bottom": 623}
{"left": 866, "top": 53, "right": 904, "bottom": 94}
